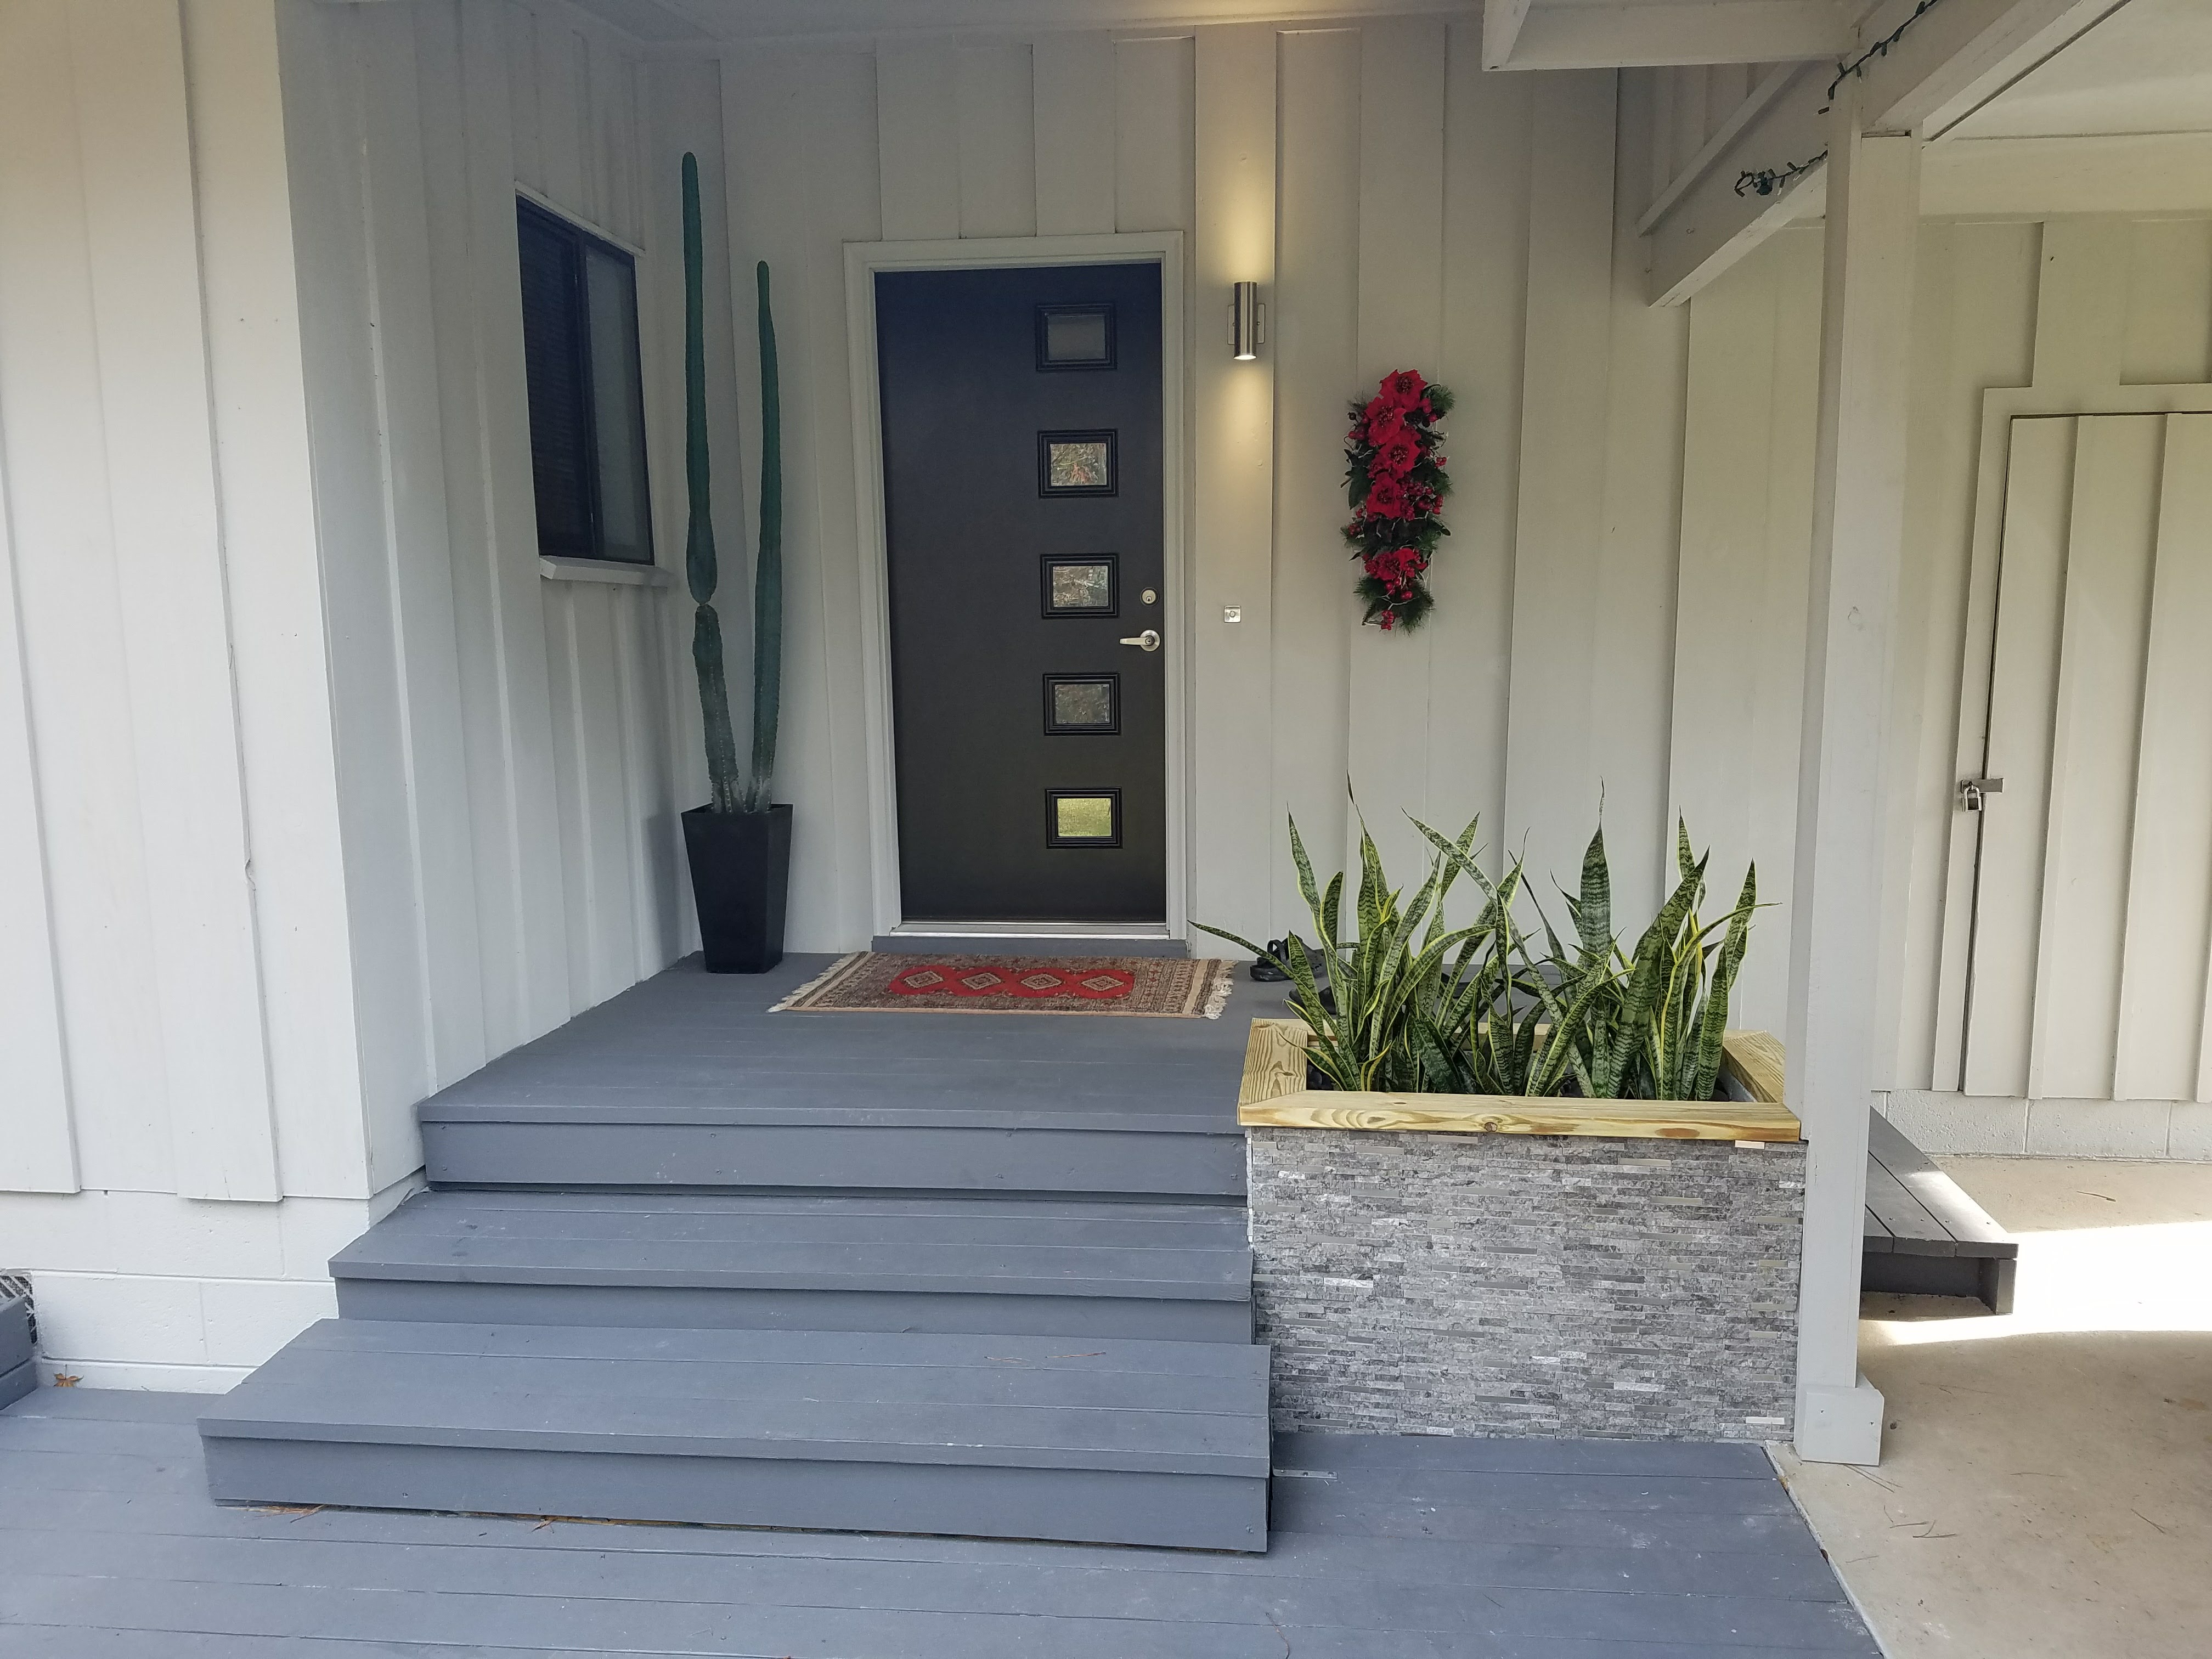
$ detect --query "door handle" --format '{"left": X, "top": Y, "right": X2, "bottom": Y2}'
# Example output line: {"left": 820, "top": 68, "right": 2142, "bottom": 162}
{"left": 1119, "top": 629, "right": 1161, "bottom": 653}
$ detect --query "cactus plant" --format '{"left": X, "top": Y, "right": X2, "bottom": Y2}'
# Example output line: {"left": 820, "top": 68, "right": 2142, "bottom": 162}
{"left": 679, "top": 153, "right": 781, "bottom": 816}
{"left": 681, "top": 152, "right": 741, "bottom": 814}
{"left": 744, "top": 259, "right": 781, "bottom": 812}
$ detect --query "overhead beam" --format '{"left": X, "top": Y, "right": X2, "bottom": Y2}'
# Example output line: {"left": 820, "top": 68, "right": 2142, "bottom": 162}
{"left": 1486, "top": 1, "right": 1843, "bottom": 70}
{"left": 1482, "top": 0, "right": 1533, "bottom": 69}
{"left": 1848, "top": 0, "right": 2132, "bottom": 136}
{"left": 1645, "top": 61, "right": 1829, "bottom": 306}
{"left": 1640, "top": 0, "right": 2135, "bottom": 303}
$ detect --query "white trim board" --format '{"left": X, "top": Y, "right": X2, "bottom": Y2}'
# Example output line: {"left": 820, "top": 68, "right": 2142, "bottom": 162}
{"left": 1881, "top": 1091, "right": 2212, "bottom": 1161}
{"left": 842, "top": 231, "right": 1190, "bottom": 943}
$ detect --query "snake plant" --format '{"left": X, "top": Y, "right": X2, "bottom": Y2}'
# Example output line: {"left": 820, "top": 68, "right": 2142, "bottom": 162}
{"left": 1204, "top": 810, "right": 1757, "bottom": 1102}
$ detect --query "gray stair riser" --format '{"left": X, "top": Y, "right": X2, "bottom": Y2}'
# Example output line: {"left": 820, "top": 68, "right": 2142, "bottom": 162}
{"left": 0, "top": 1297, "right": 31, "bottom": 1375}
{"left": 335, "top": 1279, "right": 1253, "bottom": 1343}
{"left": 202, "top": 1437, "right": 1267, "bottom": 1553}
{"left": 1861, "top": 1250, "right": 2016, "bottom": 1313}
{"left": 421, "top": 1122, "right": 1245, "bottom": 1199}
{"left": 0, "top": 1357, "right": 34, "bottom": 1409}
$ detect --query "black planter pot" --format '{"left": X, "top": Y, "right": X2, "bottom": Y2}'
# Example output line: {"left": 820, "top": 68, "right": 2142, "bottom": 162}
{"left": 681, "top": 803, "right": 793, "bottom": 974}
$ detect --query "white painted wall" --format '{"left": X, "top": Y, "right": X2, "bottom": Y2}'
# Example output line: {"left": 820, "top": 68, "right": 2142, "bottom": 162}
{"left": 275, "top": 0, "right": 708, "bottom": 1193}
{"left": 693, "top": 22, "right": 1696, "bottom": 956}
{"left": 7, "top": 4, "right": 2210, "bottom": 1388}
{"left": 0, "top": 0, "right": 712, "bottom": 1387}
{"left": 1670, "top": 216, "right": 2212, "bottom": 1160}
{"left": 0, "top": 0, "right": 383, "bottom": 1387}
{"left": 701, "top": 24, "right": 2212, "bottom": 1161}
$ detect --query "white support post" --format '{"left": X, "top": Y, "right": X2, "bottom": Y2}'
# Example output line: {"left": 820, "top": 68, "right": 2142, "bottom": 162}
{"left": 1786, "top": 93, "right": 1920, "bottom": 1467}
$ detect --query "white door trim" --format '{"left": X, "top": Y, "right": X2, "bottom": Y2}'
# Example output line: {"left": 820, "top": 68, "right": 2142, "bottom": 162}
{"left": 842, "top": 232, "right": 1190, "bottom": 942}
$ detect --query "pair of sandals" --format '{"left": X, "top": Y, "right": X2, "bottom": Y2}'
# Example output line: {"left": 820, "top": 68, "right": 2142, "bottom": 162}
{"left": 1248, "top": 939, "right": 1327, "bottom": 983}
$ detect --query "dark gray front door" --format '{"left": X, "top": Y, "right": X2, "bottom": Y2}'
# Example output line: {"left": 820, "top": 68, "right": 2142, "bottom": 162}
{"left": 876, "top": 263, "right": 1165, "bottom": 923}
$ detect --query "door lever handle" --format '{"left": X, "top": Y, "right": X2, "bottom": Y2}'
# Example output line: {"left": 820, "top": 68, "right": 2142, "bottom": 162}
{"left": 1119, "top": 629, "right": 1162, "bottom": 653}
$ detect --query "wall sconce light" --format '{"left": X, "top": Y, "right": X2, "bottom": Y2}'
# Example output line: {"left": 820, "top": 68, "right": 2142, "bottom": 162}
{"left": 1229, "top": 281, "right": 1265, "bottom": 360}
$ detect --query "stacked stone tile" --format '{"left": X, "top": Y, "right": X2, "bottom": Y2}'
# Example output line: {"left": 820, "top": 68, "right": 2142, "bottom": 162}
{"left": 1248, "top": 1130, "right": 1804, "bottom": 1439}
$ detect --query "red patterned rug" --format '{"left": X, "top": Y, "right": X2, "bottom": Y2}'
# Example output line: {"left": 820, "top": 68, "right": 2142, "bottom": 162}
{"left": 772, "top": 953, "right": 1235, "bottom": 1018}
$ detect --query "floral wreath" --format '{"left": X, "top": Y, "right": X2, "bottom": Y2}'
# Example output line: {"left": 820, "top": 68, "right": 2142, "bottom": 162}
{"left": 1344, "top": 368, "right": 1453, "bottom": 631}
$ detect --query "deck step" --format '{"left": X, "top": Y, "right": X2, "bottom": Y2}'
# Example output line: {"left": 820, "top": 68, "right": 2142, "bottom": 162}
{"left": 0, "top": 1295, "right": 32, "bottom": 1408}
{"left": 333, "top": 1190, "right": 1254, "bottom": 1342}
{"left": 198, "top": 1319, "right": 1271, "bottom": 1552}
{"left": 417, "top": 1093, "right": 1245, "bottom": 1199}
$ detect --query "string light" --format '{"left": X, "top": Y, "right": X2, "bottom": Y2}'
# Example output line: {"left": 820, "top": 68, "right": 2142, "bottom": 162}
{"left": 1735, "top": 151, "right": 1827, "bottom": 198}
{"left": 1822, "top": 0, "right": 1955, "bottom": 112}
{"left": 1729, "top": 0, "right": 1956, "bottom": 201}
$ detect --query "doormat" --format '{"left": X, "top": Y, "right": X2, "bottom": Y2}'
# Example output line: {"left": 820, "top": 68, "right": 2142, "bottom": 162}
{"left": 772, "top": 953, "right": 1235, "bottom": 1018}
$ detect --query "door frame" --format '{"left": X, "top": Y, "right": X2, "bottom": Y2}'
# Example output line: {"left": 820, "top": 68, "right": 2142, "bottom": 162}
{"left": 843, "top": 232, "right": 1189, "bottom": 942}
{"left": 1929, "top": 380, "right": 2212, "bottom": 1091}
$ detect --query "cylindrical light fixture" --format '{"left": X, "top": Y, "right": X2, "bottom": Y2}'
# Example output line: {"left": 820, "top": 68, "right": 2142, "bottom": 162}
{"left": 1229, "top": 281, "right": 1265, "bottom": 360}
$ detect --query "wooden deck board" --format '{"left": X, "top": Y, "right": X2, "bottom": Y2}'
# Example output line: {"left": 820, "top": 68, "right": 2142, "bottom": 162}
{"left": 1, "top": 1391, "right": 1881, "bottom": 1657}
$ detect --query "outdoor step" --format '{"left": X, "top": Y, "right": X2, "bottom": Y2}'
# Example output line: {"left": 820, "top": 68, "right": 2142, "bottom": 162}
{"left": 417, "top": 1097, "right": 1246, "bottom": 1199}
{"left": 198, "top": 1319, "right": 1271, "bottom": 1553}
{"left": 0, "top": 1295, "right": 33, "bottom": 1408}
{"left": 332, "top": 1190, "right": 1255, "bottom": 1342}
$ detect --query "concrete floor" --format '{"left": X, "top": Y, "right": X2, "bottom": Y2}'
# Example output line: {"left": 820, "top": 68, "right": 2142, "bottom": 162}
{"left": 1779, "top": 1156, "right": 2212, "bottom": 1658}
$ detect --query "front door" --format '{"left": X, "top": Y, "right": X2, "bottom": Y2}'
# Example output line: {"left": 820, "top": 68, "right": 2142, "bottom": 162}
{"left": 876, "top": 262, "right": 1165, "bottom": 923}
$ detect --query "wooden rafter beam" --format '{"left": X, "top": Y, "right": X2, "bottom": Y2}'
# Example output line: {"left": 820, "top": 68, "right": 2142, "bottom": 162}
{"left": 1482, "top": 0, "right": 1534, "bottom": 69}
{"left": 1645, "top": 60, "right": 1830, "bottom": 306}
{"left": 1846, "top": 0, "right": 2131, "bottom": 136}
{"left": 1638, "top": 0, "right": 2135, "bottom": 304}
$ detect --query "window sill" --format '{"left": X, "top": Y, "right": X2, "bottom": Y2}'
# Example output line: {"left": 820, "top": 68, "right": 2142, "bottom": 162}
{"left": 539, "top": 556, "right": 673, "bottom": 587}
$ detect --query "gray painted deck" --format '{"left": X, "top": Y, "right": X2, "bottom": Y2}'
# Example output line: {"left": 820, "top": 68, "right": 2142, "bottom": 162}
{"left": 1861, "top": 1113, "right": 2018, "bottom": 1311}
{"left": 7, "top": 1389, "right": 1880, "bottom": 1656}
{"left": 200, "top": 1320, "right": 1273, "bottom": 1551}
{"left": 415, "top": 954, "right": 1263, "bottom": 1197}
{"left": 334, "top": 1190, "right": 1255, "bottom": 1340}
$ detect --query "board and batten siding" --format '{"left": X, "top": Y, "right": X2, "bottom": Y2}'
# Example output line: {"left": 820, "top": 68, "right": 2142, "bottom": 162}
{"left": 701, "top": 28, "right": 2212, "bottom": 1158}
{"left": 693, "top": 22, "right": 1695, "bottom": 957}
{"left": 0, "top": 0, "right": 389, "bottom": 1388}
{"left": 0, "top": 0, "right": 713, "bottom": 1389}
{"left": 1677, "top": 218, "right": 2212, "bottom": 1159}
{"left": 273, "top": 0, "right": 708, "bottom": 1195}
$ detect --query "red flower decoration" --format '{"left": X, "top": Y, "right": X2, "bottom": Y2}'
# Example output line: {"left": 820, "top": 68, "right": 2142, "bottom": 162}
{"left": 1363, "top": 475, "right": 1409, "bottom": 518}
{"left": 1343, "top": 369, "right": 1453, "bottom": 632}
{"left": 1377, "top": 369, "right": 1429, "bottom": 410}
{"left": 1365, "top": 403, "right": 1407, "bottom": 445}
{"left": 1374, "top": 431, "right": 1420, "bottom": 477}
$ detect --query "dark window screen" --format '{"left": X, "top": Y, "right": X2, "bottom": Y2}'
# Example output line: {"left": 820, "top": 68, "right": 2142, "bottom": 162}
{"left": 516, "top": 198, "right": 653, "bottom": 563}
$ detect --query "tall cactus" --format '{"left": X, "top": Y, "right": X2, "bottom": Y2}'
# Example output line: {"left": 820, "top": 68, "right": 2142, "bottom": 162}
{"left": 681, "top": 153, "right": 741, "bottom": 814}
{"left": 745, "top": 260, "right": 781, "bottom": 813}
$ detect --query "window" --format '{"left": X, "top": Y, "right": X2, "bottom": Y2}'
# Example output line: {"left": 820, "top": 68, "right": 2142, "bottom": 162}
{"left": 516, "top": 198, "right": 653, "bottom": 563}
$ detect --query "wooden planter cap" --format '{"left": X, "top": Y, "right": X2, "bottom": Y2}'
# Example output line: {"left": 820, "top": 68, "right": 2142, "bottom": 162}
{"left": 1236, "top": 1019, "right": 1801, "bottom": 1143}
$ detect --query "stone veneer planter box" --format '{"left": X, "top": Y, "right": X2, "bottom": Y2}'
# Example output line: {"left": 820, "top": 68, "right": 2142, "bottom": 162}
{"left": 1238, "top": 1019, "right": 1807, "bottom": 1441}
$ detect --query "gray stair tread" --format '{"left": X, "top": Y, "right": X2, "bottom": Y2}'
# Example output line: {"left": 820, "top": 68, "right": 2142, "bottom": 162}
{"left": 200, "top": 1321, "right": 1269, "bottom": 1477}
{"left": 1862, "top": 1115, "right": 2016, "bottom": 1258}
{"left": 336, "top": 1192, "right": 1250, "bottom": 1300}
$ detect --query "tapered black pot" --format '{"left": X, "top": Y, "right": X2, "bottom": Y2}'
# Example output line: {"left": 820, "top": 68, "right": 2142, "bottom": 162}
{"left": 681, "top": 803, "right": 793, "bottom": 974}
